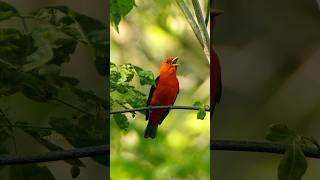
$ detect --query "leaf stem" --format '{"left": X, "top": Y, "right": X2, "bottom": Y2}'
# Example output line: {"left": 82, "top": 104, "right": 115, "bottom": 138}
{"left": 19, "top": 15, "right": 29, "bottom": 33}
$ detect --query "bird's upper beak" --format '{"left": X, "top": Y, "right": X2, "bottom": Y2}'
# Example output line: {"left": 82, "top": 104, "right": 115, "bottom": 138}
{"left": 172, "top": 57, "right": 179, "bottom": 66}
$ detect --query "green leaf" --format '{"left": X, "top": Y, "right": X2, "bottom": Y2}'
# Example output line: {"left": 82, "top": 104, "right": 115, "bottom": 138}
{"left": 0, "top": 29, "right": 36, "bottom": 65}
{"left": 278, "top": 141, "right": 307, "bottom": 180}
{"left": 119, "top": 64, "right": 136, "bottom": 82}
{"left": 136, "top": 70, "right": 155, "bottom": 85}
{"left": 193, "top": 101, "right": 206, "bottom": 120}
{"left": 10, "top": 164, "right": 55, "bottom": 180}
{"left": 266, "top": 123, "right": 296, "bottom": 142}
{"left": 22, "top": 28, "right": 54, "bottom": 72}
{"left": 71, "top": 87, "right": 107, "bottom": 108}
{"left": 38, "top": 64, "right": 61, "bottom": 75}
{"left": 21, "top": 76, "right": 57, "bottom": 102}
{"left": 49, "top": 116, "right": 108, "bottom": 166}
{"left": 0, "top": 1, "right": 19, "bottom": 21}
{"left": 71, "top": 12, "right": 106, "bottom": 37}
{"left": 15, "top": 121, "right": 85, "bottom": 167}
{"left": 51, "top": 38, "right": 77, "bottom": 65}
{"left": 113, "top": 114, "right": 129, "bottom": 131}
{"left": 123, "top": 87, "right": 147, "bottom": 108}
{"left": 32, "top": 6, "right": 107, "bottom": 75}
{"left": 197, "top": 108, "right": 206, "bottom": 120}
{"left": 193, "top": 101, "right": 203, "bottom": 107}
{"left": 110, "top": 0, "right": 135, "bottom": 32}
{"left": 70, "top": 165, "right": 80, "bottom": 178}
{"left": 32, "top": 6, "right": 87, "bottom": 43}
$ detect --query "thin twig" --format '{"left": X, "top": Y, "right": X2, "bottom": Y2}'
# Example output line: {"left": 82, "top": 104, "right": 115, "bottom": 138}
{"left": 0, "top": 58, "right": 18, "bottom": 70}
{"left": 0, "top": 145, "right": 109, "bottom": 165}
{"left": 52, "top": 97, "right": 95, "bottom": 116}
{"left": 19, "top": 15, "right": 29, "bottom": 33}
{"left": 0, "top": 124, "right": 53, "bottom": 131}
{"left": 110, "top": 105, "right": 210, "bottom": 114}
{"left": 0, "top": 110, "right": 17, "bottom": 154}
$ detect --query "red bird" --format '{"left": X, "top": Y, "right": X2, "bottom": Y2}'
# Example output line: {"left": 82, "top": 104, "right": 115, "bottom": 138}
{"left": 144, "top": 57, "right": 180, "bottom": 139}
{"left": 211, "top": 10, "right": 223, "bottom": 117}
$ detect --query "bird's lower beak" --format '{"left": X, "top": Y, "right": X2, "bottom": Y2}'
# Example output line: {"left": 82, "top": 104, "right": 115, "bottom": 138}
{"left": 172, "top": 57, "right": 179, "bottom": 66}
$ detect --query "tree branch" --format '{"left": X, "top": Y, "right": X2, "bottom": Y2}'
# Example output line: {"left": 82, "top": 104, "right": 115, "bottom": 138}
{"left": 0, "top": 145, "right": 109, "bottom": 165}
{"left": 211, "top": 140, "right": 320, "bottom": 158}
{"left": 1, "top": 140, "right": 320, "bottom": 165}
{"left": 110, "top": 105, "right": 210, "bottom": 114}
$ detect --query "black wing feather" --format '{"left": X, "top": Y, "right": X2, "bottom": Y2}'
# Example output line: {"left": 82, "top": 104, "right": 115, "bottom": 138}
{"left": 146, "top": 76, "right": 159, "bottom": 120}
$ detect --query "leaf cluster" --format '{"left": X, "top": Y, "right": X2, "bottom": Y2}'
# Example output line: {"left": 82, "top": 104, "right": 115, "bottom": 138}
{"left": 110, "top": 62, "right": 155, "bottom": 131}
{"left": 0, "top": 1, "right": 108, "bottom": 178}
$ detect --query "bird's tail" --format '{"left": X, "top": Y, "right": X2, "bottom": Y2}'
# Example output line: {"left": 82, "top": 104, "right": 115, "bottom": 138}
{"left": 144, "top": 123, "right": 158, "bottom": 139}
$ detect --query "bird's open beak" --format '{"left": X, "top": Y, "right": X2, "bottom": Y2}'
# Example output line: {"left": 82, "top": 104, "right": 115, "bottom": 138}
{"left": 172, "top": 57, "right": 179, "bottom": 66}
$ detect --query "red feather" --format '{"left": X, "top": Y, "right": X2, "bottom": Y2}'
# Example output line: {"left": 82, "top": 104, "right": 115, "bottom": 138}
{"left": 145, "top": 57, "right": 179, "bottom": 139}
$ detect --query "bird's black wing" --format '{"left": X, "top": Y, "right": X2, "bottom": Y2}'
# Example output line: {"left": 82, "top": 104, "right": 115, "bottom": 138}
{"left": 146, "top": 76, "right": 159, "bottom": 120}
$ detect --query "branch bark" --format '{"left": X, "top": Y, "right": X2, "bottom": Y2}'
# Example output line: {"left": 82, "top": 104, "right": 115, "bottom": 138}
{"left": 0, "top": 145, "right": 109, "bottom": 165}
{"left": 1, "top": 140, "right": 320, "bottom": 166}
{"left": 211, "top": 140, "right": 320, "bottom": 158}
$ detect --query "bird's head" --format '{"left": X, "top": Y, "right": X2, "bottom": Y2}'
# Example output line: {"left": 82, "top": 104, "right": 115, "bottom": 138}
{"left": 160, "top": 57, "right": 179, "bottom": 75}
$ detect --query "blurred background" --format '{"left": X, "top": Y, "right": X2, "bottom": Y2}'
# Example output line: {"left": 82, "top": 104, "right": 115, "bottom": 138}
{"left": 0, "top": 0, "right": 107, "bottom": 179}
{"left": 110, "top": 0, "right": 210, "bottom": 179}
{"left": 213, "top": 0, "right": 320, "bottom": 179}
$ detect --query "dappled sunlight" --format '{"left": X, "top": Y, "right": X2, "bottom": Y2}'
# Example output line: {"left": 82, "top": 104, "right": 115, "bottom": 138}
{"left": 145, "top": 25, "right": 179, "bottom": 54}
{"left": 184, "top": 112, "right": 210, "bottom": 134}
{"left": 165, "top": 130, "right": 188, "bottom": 150}
{"left": 121, "top": 131, "right": 140, "bottom": 149}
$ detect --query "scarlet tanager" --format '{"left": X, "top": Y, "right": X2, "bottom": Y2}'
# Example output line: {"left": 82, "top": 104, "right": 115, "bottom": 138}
{"left": 211, "top": 10, "right": 223, "bottom": 116}
{"left": 144, "top": 57, "right": 179, "bottom": 139}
